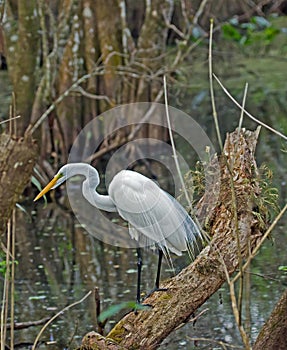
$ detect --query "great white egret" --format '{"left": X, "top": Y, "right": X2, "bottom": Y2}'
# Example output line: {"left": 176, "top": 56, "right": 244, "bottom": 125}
{"left": 34, "top": 163, "right": 202, "bottom": 303}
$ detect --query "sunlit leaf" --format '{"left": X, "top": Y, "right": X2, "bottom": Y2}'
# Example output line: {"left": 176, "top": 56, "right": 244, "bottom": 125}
{"left": 222, "top": 24, "right": 242, "bottom": 42}
{"left": 31, "top": 175, "right": 43, "bottom": 192}
{"left": 263, "top": 27, "right": 280, "bottom": 41}
{"left": 31, "top": 175, "right": 48, "bottom": 205}
{"left": 16, "top": 203, "right": 31, "bottom": 221}
{"left": 98, "top": 301, "right": 150, "bottom": 323}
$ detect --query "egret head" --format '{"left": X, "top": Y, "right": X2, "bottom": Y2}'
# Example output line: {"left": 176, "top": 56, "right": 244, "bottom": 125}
{"left": 34, "top": 167, "right": 67, "bottom": 202}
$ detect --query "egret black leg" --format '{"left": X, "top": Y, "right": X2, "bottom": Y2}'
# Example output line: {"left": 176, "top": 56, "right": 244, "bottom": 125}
{"left": 136, "top": 247, "right": 142, "bottom": 304}
{"left": 143, "top": 249, "right": 167, "bottom": 301}
{"left": 155, "top": 249, "right": 163, "bottom": 289}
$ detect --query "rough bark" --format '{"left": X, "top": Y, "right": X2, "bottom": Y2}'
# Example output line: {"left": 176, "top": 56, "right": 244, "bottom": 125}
{"left": 253, "top": 288, "right": 287, "bottom": 350}
{"left": 0, "top": 133, "right": 38, "bottom": 235}
{"left": 3, "top": 1, "right": 40, "bottom": 134}
{"left": 94, "top": 0, "right": 123, "bottom": 102}
{"left": 55, "top": 6, "right": 83, "bottom": 158}
{"left": 76, "top": 127, "right": 266, "bottom": 349}
{"left": 135, "top": 0, "right": 173, "bottom": 102}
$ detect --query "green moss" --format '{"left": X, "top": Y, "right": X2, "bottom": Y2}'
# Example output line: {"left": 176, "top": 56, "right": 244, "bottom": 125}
{"left": 107, "top": 319, "right": 127, "bottom": 343}
{"left": 158, "top": 292, "right": 172, "bottom": 302}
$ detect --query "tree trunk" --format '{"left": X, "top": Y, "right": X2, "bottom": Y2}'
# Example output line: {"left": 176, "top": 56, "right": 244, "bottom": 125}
{"left": 253, "top": 288, "right": 287, "bottom": 350}
{"left": 94, "top": 0, "right": 123, "bottom": 102}
{"left": 76, "top": 127, "right": 268, "bottom": 349}
{"left": 3, "top": 1, "right": 40, "bottom": 134}
{"left": 55, "top": 3, "right": 84, "bottom": 159}
{"left": 0, "top": 133, "right": 38, "bottom": 235}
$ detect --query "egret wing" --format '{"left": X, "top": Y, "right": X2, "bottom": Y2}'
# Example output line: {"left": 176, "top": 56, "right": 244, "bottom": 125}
{"left": 109, "top": 170, "right": 201, "bottom": 257}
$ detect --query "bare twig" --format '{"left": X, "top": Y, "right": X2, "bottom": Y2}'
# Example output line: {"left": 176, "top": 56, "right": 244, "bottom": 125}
{"left": 234, "top": 83, "right": 249, "bottom": 161}
{"left": 1, "top": 219, "right": 11, "bottom": 350}
{"left": 10, "top": 209, "right": 16, "bottom": 350}
{"left": 238, "top": 83, "right": 248, "bottom": 134}
{"left": 180, "top": 0, "right": 189, "bottom": 31}
{"left": 163, "top": 10, "right": 186, "bottom": 39}
{"left": 85, "top": 137, "right": 128, "bottom": 163}
{"left": 0, "top": 115, "right": 21, "bottom": 126}
{"left": 163, "top": 75, "right": 206, "bottom": 250}
{"left": 235, "top": 84, "right": 249, "bottom": 324}
{"left": 6, "top": 317, "right": 51, "bottom": 330}
{"left": 192, "top": 0, "right": 209, "bottom": 26}
{"left": 174, "top": 308, "right": 209, "bottom": 331}
{"left": 163, "top": 77, "right": 193, "bottom": 214}
{"left": 32, "top": 290, "right": 92, "bottom": 350}
{"left": 213, "top": 74, "right": 287, "bottom": 141}
{"left": 209, "top": 19, "right": 223, "bottom": 151}
{"left": 229, "top": 282, "right": 250, "bottom": 348}
{"left": 73, "top": 86, "right": 113, "bottom": 105}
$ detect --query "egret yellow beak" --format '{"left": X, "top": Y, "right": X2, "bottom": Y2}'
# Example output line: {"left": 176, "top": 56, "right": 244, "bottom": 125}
{"left": 34, "top": 174, "right": 61, "bottom": 202}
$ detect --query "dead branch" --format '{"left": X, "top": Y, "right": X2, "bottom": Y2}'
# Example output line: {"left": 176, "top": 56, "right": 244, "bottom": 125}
{"left": 6, "top": 317, "right": 50, "bottom": 330}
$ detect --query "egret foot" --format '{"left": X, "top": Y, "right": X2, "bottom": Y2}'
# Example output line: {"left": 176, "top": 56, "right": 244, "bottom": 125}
{"left": 133, "top": 302, "right": 152, "bottom": 315}
{"left": 144, "top": 286, "right": 168, "bottom": 300}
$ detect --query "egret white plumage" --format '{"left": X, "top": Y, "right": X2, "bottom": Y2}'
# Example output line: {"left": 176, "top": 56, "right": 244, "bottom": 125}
{"left": 34, "top": 163, "right": 202, "bottom": 303}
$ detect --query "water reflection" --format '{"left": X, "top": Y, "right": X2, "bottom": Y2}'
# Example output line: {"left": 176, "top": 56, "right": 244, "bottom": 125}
{"left": 2, "top": 198, "right": 287, "bottom": 349}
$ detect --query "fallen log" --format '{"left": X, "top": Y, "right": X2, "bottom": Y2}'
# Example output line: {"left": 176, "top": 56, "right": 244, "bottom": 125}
{"left": 77, "top": 127, "right": 267, "bottom": 349}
